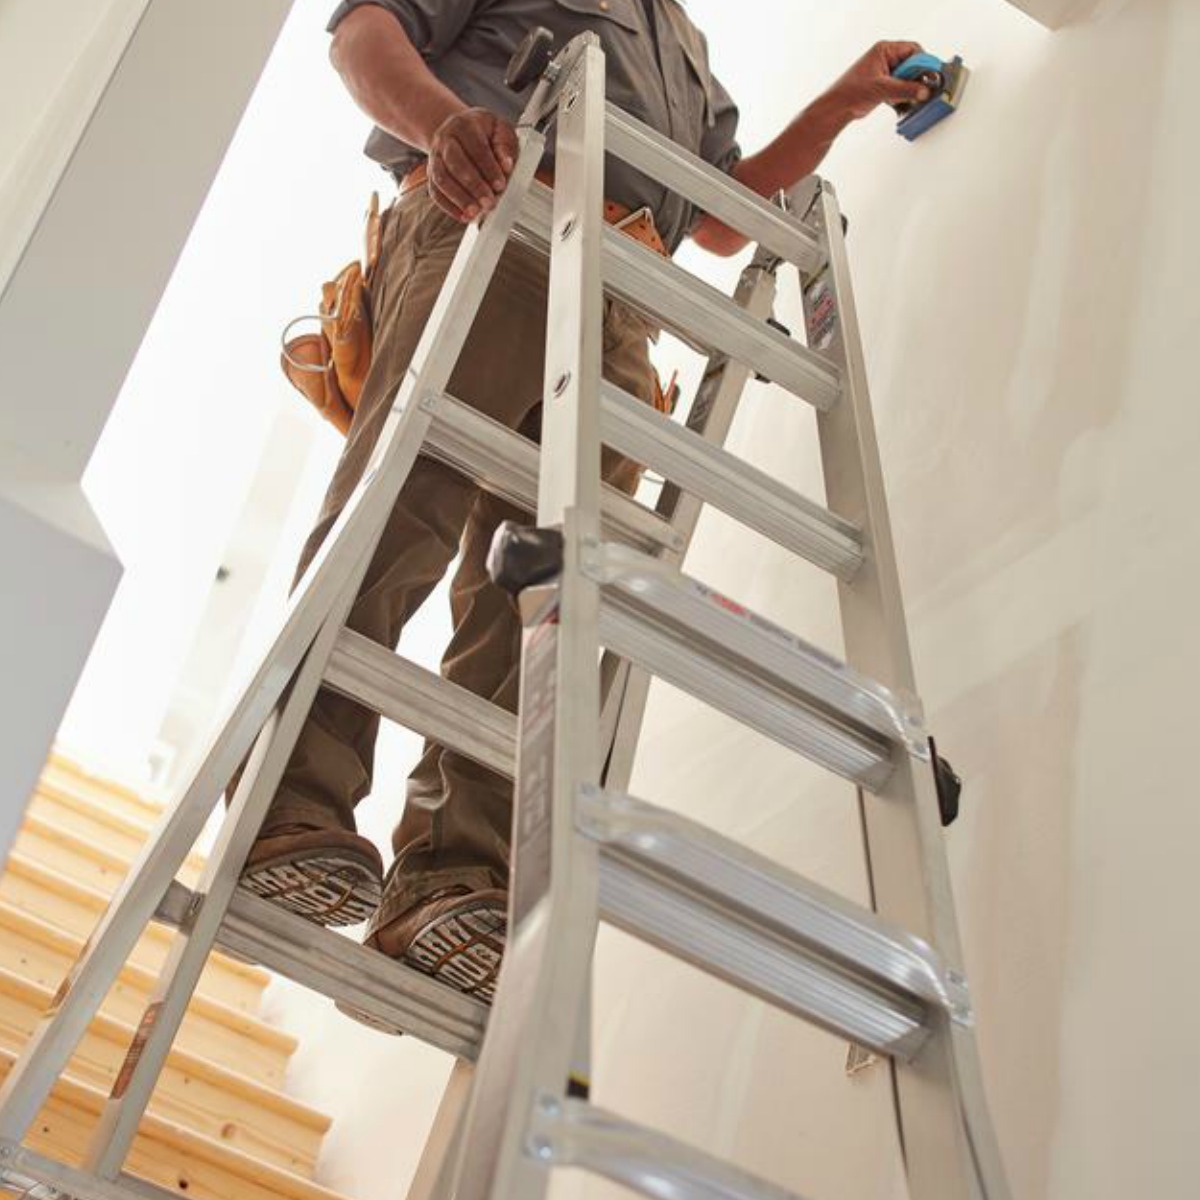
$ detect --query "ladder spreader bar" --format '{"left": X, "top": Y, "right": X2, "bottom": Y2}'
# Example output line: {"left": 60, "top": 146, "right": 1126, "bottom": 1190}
{"left": 515, "top": 184, "right": 842, "bottom": 410}
{"left": 598, "top": 381, "right": 864, "bottom": 579}
{"left": 156, "top": 882, "right": 488, "bottom": 1060}
{"left": 604, "top": 103, "right": 824, "bottom": 274}
{"left": 325, "top": 629, "right": 518, "bottom": 779}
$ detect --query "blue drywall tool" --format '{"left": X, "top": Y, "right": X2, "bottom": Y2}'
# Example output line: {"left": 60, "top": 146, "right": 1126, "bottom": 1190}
{"left": 891, "top": 52, "right": 969, "bottom": 141}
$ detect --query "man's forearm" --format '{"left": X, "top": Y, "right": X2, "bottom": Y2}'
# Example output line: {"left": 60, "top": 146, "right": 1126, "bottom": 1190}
{"left": 692, "top": 93, "right": 852, "bottom": 257}
{"left": 692, "top": 41, "right": 928, "bottom": 257}
{"left": 734, "top": 92, "right": 851, "bottom": 205}
{"left": 330, "top": 7, "right": 465, "bottom": 151}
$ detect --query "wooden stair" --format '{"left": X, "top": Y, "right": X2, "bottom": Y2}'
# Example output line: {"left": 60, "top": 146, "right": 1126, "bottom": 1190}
{"left": 0, "top": 753, "right": 353, "bottom": 1200}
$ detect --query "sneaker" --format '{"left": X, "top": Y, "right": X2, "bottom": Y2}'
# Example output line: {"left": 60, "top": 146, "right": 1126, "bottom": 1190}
{"left": 239, "top": 825, "right": 383, "bottom": 928}
{"left": 336, "top": 886, "right": 507, "bottom": 1032}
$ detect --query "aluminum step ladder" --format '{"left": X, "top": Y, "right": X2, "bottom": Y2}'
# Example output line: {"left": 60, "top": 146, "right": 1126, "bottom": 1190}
{"left": 0, "top": 29, "right": 1009, "bottom": 1200}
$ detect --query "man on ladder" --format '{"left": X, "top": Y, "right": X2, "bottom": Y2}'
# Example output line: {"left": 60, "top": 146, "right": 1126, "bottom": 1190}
{"left": 241, "top": 0, "right": 934, "bottom": 1007}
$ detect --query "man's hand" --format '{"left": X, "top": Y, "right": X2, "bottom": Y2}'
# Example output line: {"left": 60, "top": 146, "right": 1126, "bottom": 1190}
{"left": 428, "top": 108, "right": 520, "bottom": 222}
{"left": 825, "top": 41, "right": 933, "bottom": 122}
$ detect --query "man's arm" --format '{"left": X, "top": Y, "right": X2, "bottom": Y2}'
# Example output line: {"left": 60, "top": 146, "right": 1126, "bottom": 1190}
{"left": 330, "top": 7, "right": 518, "bottom": 221}
{"left": 692, "top": 41, "right": 931, "bottom": 257}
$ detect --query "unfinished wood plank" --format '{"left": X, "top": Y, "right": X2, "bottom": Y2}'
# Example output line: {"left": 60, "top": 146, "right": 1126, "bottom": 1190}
{"left": 0, "top": 1049, "right": 348, "bottom": 1200}
{"left": 0, "top": 852, "right": 264, "bottom": 1013}
{"left": 28, "top": 779, "right": 207, "bottom": 886}
{"left": 17, "top": 804, "right": 204, "bottom": 891}
{"left": 8, "top": 816, "right": 267, "bottom": 994}
{"left": 0, "top": 903, "right": 295, "bottom": 1087}
{"left": 0, "top": 970, "right": 328, "bottom": 1176}
{"left": 42, "top": 754, "right": 166, "bottom": 827}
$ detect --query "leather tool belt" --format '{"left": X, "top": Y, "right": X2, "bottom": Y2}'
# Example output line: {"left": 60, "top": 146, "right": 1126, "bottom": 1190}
{"left": 281, "top": 174, "right": 675, "bottom": 437}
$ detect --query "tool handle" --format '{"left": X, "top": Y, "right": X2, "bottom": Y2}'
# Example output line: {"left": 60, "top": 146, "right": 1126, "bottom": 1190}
{"left": 506, "top": 26, "right": 556, "bottom": 92}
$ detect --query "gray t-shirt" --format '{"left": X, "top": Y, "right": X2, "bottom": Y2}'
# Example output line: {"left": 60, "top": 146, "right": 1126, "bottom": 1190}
{"left": 327, "top": 0, "right": 742, "bottom": 251}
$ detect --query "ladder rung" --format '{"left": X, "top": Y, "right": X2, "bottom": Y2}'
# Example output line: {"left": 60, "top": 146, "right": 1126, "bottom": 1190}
{"left": 604, "top": 103, "right": 824, "bottom": 275}
{"left": 590, "top": 545, "right": 924, "bottom": 791}
{"left": 529, "top": 1098, "right": 811, "bottom": 1200}
{"left": 156, "top": 882, "right": 488, "bottom": 1060}
{"left": 598, "top": 381, "right": 863, "bottom": 578}
{"left": 515, "top": 184, "right": 841, "bottom": 410}
{"left": 580, "top": 789, "right": 962, "bottom": 1059}
{"left": 324, "top": 629, "right": 518, "bottom": 779}
{"left": 423, "top": 392, "right": 684, "bottom": 556}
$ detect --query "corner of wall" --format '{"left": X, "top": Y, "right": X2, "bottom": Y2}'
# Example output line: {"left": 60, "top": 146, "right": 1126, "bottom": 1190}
{"left": 1003, "top": 0, "right": 1128, "bottom": 30}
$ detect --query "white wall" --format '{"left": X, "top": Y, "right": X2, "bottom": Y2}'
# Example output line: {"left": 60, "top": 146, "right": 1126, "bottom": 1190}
{"left": 280, "top": 2, "right": 1200, "bottom": 1198}
{"left": 37, "top": 0, "right": 1197, "bottom": 1197}
{"left": 594, "top": 1, "right": 1198, "bottom": 1198}
{"left": 0, "top": 0, "right": 293, "bottom": 855}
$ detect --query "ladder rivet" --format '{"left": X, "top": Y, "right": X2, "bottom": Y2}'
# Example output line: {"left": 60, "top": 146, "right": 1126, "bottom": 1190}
{"left": 537, "top": 1094, "right": 562, "bottom": 1116}
{"left": 528, "top": 1136, "right": 555, "bottom": 1162}
{"left": 552, "top": 372, "right": 572, "bottom": 397}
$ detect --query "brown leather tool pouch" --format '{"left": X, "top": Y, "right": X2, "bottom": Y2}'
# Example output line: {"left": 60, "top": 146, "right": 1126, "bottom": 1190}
{"left": 280, "top": 193, "right": 382, "bottom": 437}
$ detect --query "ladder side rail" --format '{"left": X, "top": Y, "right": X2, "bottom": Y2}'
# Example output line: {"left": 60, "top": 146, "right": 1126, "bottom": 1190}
{"left": 404, "top": 1061, "right": 476, "bottom": 1200}
{"left": 601, "top": 259, "right": 779, "bottom": 789}
{"left": 83, "top": 130, "right": 552, "bottom": 1180}
{"left": 603, "top": 103, "right": 823, "bottom": 275}
{"left": 452, "top": 37, "right": 610, "bottom": 1200}
{"left": 0, "top": 125, "right": 549, "bottom": 1150}
{"left": 84, "top": 600, "right": 358, "bottom": 1177}
{"left": 802, "top": 181, "right": 1010, "bottom": 1199}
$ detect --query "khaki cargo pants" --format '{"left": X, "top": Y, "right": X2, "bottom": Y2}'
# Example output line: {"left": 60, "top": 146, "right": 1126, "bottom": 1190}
{"left": 267, "top": 189, "right": 656, "bottom": 930}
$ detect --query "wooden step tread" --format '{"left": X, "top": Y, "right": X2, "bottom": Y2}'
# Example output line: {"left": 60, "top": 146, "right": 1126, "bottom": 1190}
{"left": 0, "top": 852, "right": 264, "bottom": 1013}
{"left": 28, "top": 778, "right": 206, "bottom": 875}
{"left": 17, "top": 804, "right": 202, "bottom": 899}
{"left": 11, "top": 814, "right": 269, "bottom": 989}
{"left": 0, "top": 1047, "right": 348, "bottom": 1200}
{"left": 0, "top": 902, "right": 295, "bottom": 1087}
{"left": 0, "top": 969, "right": 329, "bottom": 1175}
{"left": 40, "top": 756, "right": 166, "bottom": 827}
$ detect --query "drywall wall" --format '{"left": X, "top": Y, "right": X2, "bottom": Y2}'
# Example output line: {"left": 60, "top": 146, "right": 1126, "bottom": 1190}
{"left": 270, "top": 1, "right": 1200, "bottom": 1199}
{"left": 0, "top": 0, "right": 295, "bottom": 831}
{"left": 44, "top": 0, "right": 1195, "bottom": 1196}
{"left": 594, "top": 0, "right": 1198, "bottom": 1197}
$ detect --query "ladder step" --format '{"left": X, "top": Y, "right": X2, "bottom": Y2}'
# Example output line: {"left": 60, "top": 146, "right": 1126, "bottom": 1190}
{"left": 156, "top": 883, "right": 488, "bottom": 1062}
{"left": 598, "top": 381, "right": 863, "bottom": 578}
{"left": 603, "top": 103, "right": 823, "bottom": 275}
{"left": 423, "top": 392, "right": 682, "bottom": 556}
{"left": 579, "top": 789, "right": 966, "bottom": 1060}
{"left": 516, "top": 183, "right": 841, "bottom": 410}
{"left": 529, "top": 1098, "right": 809, "bottom": 1200}
{"left": 590, "top": 544, "right": 924, "bottom": 790}
{"left": 324, "top": 630, "right": 518, "bottom": 779}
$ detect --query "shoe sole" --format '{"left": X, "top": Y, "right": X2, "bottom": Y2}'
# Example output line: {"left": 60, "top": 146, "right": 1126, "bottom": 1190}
{"left": 239, "top": 848, "right": 382, "bottom": 929}
{"left": 336, "top": 900, "right": 506, "bottom": 1035}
